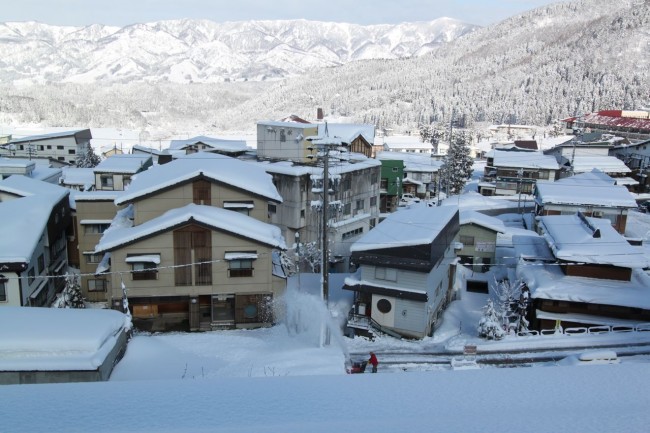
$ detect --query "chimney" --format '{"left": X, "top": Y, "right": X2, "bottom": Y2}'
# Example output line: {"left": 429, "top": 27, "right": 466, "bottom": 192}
{"left": 317, "top": 107, "right": 324, "bottom": 120}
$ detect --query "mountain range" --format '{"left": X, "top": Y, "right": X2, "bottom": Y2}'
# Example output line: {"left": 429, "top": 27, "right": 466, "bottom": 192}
{"left": 0, "top": 18, "right": 478, "bottom": 84}
{"left": 0, "top": 0, "right": 648, "bottom": 134}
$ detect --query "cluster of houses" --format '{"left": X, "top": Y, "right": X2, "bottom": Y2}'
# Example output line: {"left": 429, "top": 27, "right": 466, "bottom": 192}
{"left": 1, "top": 109, "right": 650, "bottom": 345}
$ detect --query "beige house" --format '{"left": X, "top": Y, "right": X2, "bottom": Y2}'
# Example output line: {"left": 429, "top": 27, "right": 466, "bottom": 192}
{"left": 94, "top": 154, "right": 287, "bottom": 332}
{"left": 75, "top": 154, "right": 153, "bottom": 300}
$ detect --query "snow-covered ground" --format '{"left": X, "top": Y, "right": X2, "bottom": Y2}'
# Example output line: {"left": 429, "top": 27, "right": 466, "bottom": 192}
{"left": 4, "top": 283, "right": 650, "bottom": 433}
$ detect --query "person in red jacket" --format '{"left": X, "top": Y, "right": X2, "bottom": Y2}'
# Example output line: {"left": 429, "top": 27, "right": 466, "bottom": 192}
{"left": 368, "top": 352, "right": 378, "bottom": 373}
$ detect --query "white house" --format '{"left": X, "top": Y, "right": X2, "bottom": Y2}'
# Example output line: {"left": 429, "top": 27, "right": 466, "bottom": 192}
{"left": 2, "top": 129, "right": 92, "bottom": 165}
{"left": 344, "top": 205, "right": 459, "bottom": 339}
{"left": 0, "top": 176, "right": 71, "bottom": 307}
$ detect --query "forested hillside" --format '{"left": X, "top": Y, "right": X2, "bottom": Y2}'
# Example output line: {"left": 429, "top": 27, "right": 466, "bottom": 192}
{"left": 0, "top": 0, "right": 647, "bottom": 134}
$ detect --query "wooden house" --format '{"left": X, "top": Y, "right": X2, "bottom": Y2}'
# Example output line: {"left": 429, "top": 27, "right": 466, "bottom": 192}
{"left": 518, "top": 212, "right": 650, "bottom": 330}
{"left": 533, "top": 170, "right": 637, "bottom": 234}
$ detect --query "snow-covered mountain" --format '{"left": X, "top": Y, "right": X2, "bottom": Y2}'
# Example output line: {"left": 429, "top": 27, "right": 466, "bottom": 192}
{"left": 0, "top": 18, "right": 478, "bottom": 84}
{"left": 0, "top": 0, "right": 647, "bottom": 133}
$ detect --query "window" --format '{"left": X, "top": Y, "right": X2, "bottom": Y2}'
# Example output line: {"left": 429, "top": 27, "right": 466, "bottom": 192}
{"left": 0, "top": 275, "right": 7, "bottom": 302}
{"left": 193, "top": 180, "right": 211, "bottom": 205}
{"left": 380, "top": 179, "right": 388, "bottom": 189}
{"left": 280, "top": 129, "right": 286, "bottom": 142}
{"left": 268, "top": 203, "right": 277, "bottom": 214}
{"left": 375, "top": 267, "right": 397, "bottom": 282}
{"left": 342, "top": 227, "right": 363, "bottom": 240}
{"left": 392, "top": 167, "right": 398, "bottom": 172}
{"left": 19, "top": 145, "right": 24, "bottom": 150}
{"left": 460, "top": 235, "right": 475, "bottom": 246}
{"left": 130, "top": 261, "right": 158, "bottom": 280}
{"left": 225, "top": 253, "right": 257, "bottom": 278}
{"left": 300, "top": 209, "right": 306, "bottom": 218}
{"left": 38, "top": 145, "right": 44, "bottom": 151}
{"left": 377, "top": 299, "right": 392, "bottom": 313}
{"left": 370, "top": 196, "right": 377, "bottom": 207}
{"left": 85, "top": 253, "right": 103, "bottom": 264}
{"left": 356, "top": 199, "right": 364, "bottom": 211}
{"left": 47, "top": 145, "right": 52, "bottom": 150}
{"left": 84, "top": 223, "right": 110, "bottom": 234}
{"left": 173, "top": 226, "right": 212, "bottom": 286}
{"left": 57, "top": 157, "right": 65, "bottom": 161}
{"left": 57, "top": 145, "right": 64, "bottom": 150}
{"left": 100, "top": 175, "right": 114, "bottom": 189}
{"left": 68, "top": 149, "right": 76, "bottom": 155}
{"left": 228, "top": 259, "right": 254, "bottom": 277}
{"left": 88, "top": 279, "right": 107, "bottom": 292}
{"left": 342, "top": 177, "right": 352, "bottom": 191}
{"left": 224, "top": 201, "right": 254, "bottom": 215}
{"left": 37, "top": 254, "right": 45, "bottom": 274}
{"left": 343, "top": 203, "right": 351, "bottom": 215}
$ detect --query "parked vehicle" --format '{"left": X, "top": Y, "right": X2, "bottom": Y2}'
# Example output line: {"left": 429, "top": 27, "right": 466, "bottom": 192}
{"left": 556, "top": 350, "right": 620, "bottom": 366}
{"left": 399, "top": 193, "right": 420, "bottom": 206}
{"left": 638, "top": 201, "right": 650, "bottom": 213}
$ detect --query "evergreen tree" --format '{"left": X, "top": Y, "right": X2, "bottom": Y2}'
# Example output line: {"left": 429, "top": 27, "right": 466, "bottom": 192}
{"left": 418, "top": 124, "right": 432, "bottom": 144}
{"left": 58, "top": 274, "right": 86, "bottom": 308}
{"left": 76, "top": 144, "right": 101, "bottom": 168}
{"left": 477, "top": 299, "right": 505, "bottom": 340}
{"left": 439, "top": 130, "right": 473, "bottom": 195}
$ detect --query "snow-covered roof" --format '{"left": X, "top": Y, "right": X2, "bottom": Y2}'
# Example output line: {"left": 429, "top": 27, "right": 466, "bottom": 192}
{"left": 556, "top": 169, "right": 615, "bottom": 185}
{"left": 94, "top": 154, "right": 152, "bottom": 174}
{"left": 252, "top": 155, "right": 380, "bottom": 178}
{"left": 376, "top": 151, "right": 443, "bottom": 172}
{"left": 115, "top": 153, "right": 283, "bottom": 205}
{"left": 489, "top": 150, "right": 560, "bottom": 170}
{"left": 169, "top": 136, "right": 249, "bottom": 153}
{"left": 460, "top": 210, "right": 507, "bottom": 233}
{"left": 0, "top": 157, "right": 35, "bottom": 171}
{"left": 10, "top": 129, "right": 91, "bottom": 144}
{"left": 537, "top": 214, "right": 648, "bottom": 268}
{"left": 570, "top": 156, "right": 631, "bottom": 174}
{"left": 536, "top": 176, "right": 637, "bottom": 208}
{"left": 131, "top": 144, "right": 166, "bottom": 155}
{"left": 0, "top": 195, "right": 52, "bottom": 264}
{"left": 72, "top": 190, "right": 122, "bottom": 202}
{"left": 537, "top": 135, "right": 574, "bottom": 151}
{"left": 95, "top": 203, "right": 286, "bottom": 253}
{"left": 351, "top": 205, "right": 458, "bottom": 252}
{"left": 60, "top": 167, "right": 95, "bottom": 190}
{"left": 519, "top": 262, "right": 650, "bottom": 310}
{"left": 0, "top": 307, "right": 127, "bottom": 371}
{"left": 381, "top": 135, "right": 433, "bottom": 150}
{"left": 258, "top": 120, "right": 316, "bottom": 129}
{"left": 0, "top": 174, "right": 69, "bottom": 202}
{"left": 317, "top": 123, "right": 375, "bottom": 145}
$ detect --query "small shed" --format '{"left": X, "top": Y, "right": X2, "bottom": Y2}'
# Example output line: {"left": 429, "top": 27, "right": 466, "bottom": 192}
{"left": 0, "top": 307, "right": 129, "bottom": 384}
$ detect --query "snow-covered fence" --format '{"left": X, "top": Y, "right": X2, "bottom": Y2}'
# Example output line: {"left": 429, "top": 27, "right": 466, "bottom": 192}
{"left": 517, "top": 323, "right": 650, "bottom": 338}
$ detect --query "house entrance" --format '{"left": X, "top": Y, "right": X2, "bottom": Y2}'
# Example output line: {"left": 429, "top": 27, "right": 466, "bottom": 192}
{"left": 211, "top": 295, "right": 235, "bottom": 326}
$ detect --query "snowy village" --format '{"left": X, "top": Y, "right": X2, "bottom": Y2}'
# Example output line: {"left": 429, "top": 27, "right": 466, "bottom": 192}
{"left": 1, "top": 0, "right": 650, "bottom": 432}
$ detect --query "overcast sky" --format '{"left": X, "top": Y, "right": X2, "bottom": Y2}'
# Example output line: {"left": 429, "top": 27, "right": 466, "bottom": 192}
{"left": 1, "top": 0, "right": 561, "bottom": 27}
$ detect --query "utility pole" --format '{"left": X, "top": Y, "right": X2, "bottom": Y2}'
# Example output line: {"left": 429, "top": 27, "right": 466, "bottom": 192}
{"left": 517, "top": 168, "right": 524, "bottom": 214}
{"left": 307, "top": 123, "right": 342, "bottom": 346}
